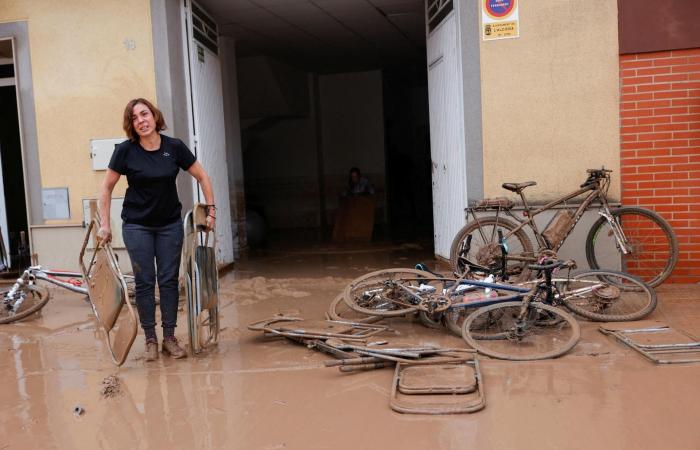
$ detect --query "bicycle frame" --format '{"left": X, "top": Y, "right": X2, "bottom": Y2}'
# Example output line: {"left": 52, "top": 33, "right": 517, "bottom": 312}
{"left": 4, "top": 265, "right": 135, "bottom": 301}
{"left": 4, "top": 266, "right": 86, "bottom": 301}
{"left": 446, "top": 272, "right": 620, "bottom": 314}
{"left": 468, "top": 174, "right": 628, "bottom": 262}
{"left": 33, "top": 268, "right": 88, "bottom": 294}
{"left": 356, "top": 263, "right": 615, "bottom": 325}
{"left": 446, "top": 279, "right": 530, "bottom": 310}
{"left": 399, "top": 274, "right": 547, "bottom": 314}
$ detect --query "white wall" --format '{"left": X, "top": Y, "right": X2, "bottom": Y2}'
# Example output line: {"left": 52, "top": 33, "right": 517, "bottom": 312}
{"left": 220, "top": 36, "right": 247, "bottom": 256}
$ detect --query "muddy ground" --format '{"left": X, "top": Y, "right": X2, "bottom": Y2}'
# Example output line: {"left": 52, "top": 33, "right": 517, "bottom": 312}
{"left": 1, "top": 243, "right": 699, "bottom": 449}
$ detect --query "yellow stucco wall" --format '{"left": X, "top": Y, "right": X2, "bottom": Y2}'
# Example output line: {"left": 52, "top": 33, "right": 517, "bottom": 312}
{"left": 479, "top": 0, "right": 620, "bottom": 202}
{"left": 0, "top": 0, "right": 157, "bottom": 224}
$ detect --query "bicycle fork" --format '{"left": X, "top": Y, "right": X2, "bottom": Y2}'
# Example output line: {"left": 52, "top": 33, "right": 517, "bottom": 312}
{"left": 3, "top": 276, "right": 30, "bottom": 313}
{"left": 511, "top": 294, "right": 537, "bottom": 340}
{"left": 598, "top": 209, "right": 632, "bottom": 255}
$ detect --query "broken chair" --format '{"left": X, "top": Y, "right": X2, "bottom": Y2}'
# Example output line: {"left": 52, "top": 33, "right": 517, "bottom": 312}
{"left": 182, "top": 203, "right": 220, "bottom": 354}
{"left": 599, "top": 321, "right": 700, "bottom": 364}
{"left": 79, "top": 219, "right": 138, "bottom": 366}
{"left": 248, "top": 316, "right": 391, "bottom": 341}
{"left": 390, "top": 358, "right": 486, "bottom": 414}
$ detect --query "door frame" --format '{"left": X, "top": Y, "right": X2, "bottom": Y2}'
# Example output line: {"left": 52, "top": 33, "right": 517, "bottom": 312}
{"left": 0, "top": 46, "right": 13, "bottom": 264}
{"left": 0, "top": 25, "right": 42, "bottom": 264}
{"left": 180, "top": 0, "right": 200, "bottom": 199}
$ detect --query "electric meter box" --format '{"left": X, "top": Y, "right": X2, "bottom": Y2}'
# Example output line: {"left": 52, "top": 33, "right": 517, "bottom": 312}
{"left": 90, "top": 138, "right": 123, "bottom": 171}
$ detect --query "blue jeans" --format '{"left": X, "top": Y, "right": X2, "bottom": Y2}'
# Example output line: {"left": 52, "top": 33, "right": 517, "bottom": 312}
{"left": 122, "top": 219, "right": 183, "bottom": 340}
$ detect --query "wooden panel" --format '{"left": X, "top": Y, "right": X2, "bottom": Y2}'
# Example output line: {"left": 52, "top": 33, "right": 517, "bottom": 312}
{"left": 619, "top": 0, "right": 700, "bottom": 54}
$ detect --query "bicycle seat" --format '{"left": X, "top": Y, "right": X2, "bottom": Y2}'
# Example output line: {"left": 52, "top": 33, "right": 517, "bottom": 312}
{"left": 502, "top": 181, "right": 537, "bottom": 192}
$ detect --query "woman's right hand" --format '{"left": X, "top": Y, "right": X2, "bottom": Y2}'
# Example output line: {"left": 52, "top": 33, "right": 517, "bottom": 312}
{"left": 97, "top": 225, "right": 112, "bottom": 245}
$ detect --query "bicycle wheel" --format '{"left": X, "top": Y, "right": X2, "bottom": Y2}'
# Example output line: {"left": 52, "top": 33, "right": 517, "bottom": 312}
{"left": 444, "top": 284, "right": 514, "bottom": 336}
{"left": 449, "top": 216, "right": 534, "bottom": 282}
{"left": 461, "top": 301, "right": 580, "bottom": 361}
{"left": 585, "top": 207, "right": 678, "bottom": 287}
{"left": 197, "top": 306, "right": 219, "bottom": 348}
{"left": 343, "top": 269, "right": 437, "bottom": 317}
{"left": 443, "top": 281, "right": 507, "bottom": 336}
{"left": 0, "top": 285, "right": 51, "bottom": 324}
{"left": 559, "top": 270, "right": 656, "bottom": 321}
{"left": 328, "top": 293, "right": 384, "bottom": 324}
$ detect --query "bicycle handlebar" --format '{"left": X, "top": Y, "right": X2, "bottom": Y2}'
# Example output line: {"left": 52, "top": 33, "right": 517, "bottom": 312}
{"left": 586, "top": 168, "right": 613, "bottom": 175}
{"left": 581, "top": 168, "right": 612, "bottom": 188}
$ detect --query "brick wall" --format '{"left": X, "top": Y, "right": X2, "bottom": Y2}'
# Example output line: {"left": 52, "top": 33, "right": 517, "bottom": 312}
{"left": 620, "top": 48, "right": 700, "bottom": 283}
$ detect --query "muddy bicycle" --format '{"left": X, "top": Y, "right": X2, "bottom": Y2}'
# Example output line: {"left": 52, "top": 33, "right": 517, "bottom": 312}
{"left": 449, "top": 168, "right": 678, "bottom": 287}
{"left": 1, "top": 265, "right": 136, "bottom": 325}
{"left": 342, "top": 261, "right": 656, "bottom": 360}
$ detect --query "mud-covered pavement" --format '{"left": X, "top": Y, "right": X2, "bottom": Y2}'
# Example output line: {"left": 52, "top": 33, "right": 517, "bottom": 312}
{"left": 1, "top": 243, "right": 700, "bottom": 450}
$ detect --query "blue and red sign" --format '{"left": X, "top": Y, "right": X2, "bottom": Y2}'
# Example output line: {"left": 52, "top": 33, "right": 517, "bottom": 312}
{"left": 484, "top": 0, "right": 516, "bottom": 19}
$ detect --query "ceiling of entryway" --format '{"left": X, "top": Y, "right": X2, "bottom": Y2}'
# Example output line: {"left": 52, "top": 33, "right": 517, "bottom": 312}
{"left": 197, "top": 0, "right": 426, "bottom": 72}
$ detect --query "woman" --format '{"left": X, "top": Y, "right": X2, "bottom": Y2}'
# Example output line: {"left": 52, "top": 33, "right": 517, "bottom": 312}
{"left": 97, "top": 98, "right": 216, "bottom": 361}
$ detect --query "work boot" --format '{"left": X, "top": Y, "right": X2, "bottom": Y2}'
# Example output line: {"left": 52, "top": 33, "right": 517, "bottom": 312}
{"left": 145, "top": 338, "right": 159, "bottom": 362}
{"left": 162, "top": 336, "right": 187, "bottom": 359}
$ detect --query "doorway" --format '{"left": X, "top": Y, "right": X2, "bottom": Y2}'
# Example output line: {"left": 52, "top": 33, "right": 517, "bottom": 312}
{"left": 0, "top": 39, "right": 29, "bottom": 272}
{"left": 184, "top": 0, "right": 433, "bottom": 252}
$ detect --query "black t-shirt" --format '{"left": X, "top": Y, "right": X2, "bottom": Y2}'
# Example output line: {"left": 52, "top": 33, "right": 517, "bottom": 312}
{"left": 108, "top": 134, "right": 196, "bottom": 226}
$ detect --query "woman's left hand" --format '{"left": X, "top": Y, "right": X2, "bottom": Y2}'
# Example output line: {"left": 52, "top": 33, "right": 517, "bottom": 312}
{"left": 206, "top": 214, "right": 216, "bottom": 231}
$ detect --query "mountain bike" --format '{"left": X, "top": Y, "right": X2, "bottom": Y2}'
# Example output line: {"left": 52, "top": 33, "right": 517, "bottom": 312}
{"left": 342, "top": 260, "right": 656, "bottom": 360}
{"left": 449, "top": 168, "right": 678, "bottom": 287}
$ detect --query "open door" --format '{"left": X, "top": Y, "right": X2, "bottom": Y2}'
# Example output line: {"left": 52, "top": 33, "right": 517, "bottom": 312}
{"left": 181, "top": 0, "right": 234, "bottom": 265}
{"left": 426, "top": 11, "right": 468, "bottom": 259}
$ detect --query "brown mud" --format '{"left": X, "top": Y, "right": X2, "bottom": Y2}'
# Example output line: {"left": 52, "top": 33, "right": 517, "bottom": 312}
{"left": 100, "top": 374, "right": 123, "bottom": 399}
{"left": 1, "top": 242, "right": 700, "bottom": 449}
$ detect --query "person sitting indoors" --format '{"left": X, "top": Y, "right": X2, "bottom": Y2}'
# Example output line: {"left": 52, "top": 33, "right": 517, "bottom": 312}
{"left": 344, "top": 167, "right": 375, "bottom": 196}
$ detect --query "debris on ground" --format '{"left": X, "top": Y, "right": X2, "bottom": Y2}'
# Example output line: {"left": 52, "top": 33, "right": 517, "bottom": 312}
{"left": 100, "top": 375, "right": 122, "bottom": 399}
{"left": 248, "top": 314, "right": 485, "bottom": 414}
{"left": 600, "top": 322, "right": 700, "bottom": 364}
{"left": 390, "top": 359, "right": 485, "bottom": 414}
{"left": 73, "top": 405, "right": 84, "bottom": 416}
{"left": 248, "top": 316, "right": 392, "bottom": 341}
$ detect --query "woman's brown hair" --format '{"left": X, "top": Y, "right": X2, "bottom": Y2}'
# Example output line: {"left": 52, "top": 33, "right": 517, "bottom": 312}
{"left": 122, "top": 98, "right": 167, "bottom": 141}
